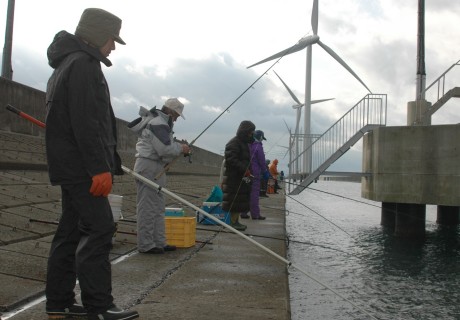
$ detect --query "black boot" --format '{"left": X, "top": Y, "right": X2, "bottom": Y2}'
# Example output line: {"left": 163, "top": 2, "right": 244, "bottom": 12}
{"left": 87, "top": 306, "right": 139, "bottom": 320}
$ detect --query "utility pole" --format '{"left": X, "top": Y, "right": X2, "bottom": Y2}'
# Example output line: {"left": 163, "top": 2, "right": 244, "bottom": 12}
{"left": 407, "top": 0, "right": 430, "bottom": 126}
{"left": 415, "top": 0, "right": 425, "bottom": 100}
{"left": 1, "top": 0, "right": 15, "bottom": 80}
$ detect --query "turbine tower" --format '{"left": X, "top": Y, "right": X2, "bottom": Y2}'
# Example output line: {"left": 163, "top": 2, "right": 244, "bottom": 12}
{"left": 248, "top": 0, "right": 371, "bottom": 174}
{"left": 273, "top": 70, "right": 333, "bottom": 176}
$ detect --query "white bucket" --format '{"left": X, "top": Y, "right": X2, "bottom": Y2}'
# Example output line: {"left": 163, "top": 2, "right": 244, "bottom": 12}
{"left": 108, "top": 194, "right": 123, "bottom": 222}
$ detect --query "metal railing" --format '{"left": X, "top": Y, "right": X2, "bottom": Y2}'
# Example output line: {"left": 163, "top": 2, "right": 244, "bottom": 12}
{"left": 290, "top": 94, "right": 387, "bottom": 177}
{"left": 421, "top": 59, "right": 460, "bottom": 103}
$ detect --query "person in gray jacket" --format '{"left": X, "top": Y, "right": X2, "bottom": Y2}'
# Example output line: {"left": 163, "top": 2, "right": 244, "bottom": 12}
{"left": 44, "top": 8, "right": 138, "bottom": 320}
{"left": 129, "top": 98, "right": 191, "bottom": 254}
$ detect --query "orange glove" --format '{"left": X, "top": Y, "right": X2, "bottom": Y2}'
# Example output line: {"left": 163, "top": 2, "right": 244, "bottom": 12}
{"left": 90, "top": 172, "right": 112, "bottom": 197}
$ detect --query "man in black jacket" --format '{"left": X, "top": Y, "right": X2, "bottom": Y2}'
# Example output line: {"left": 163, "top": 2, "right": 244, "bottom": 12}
{"left": 44, "top": 8, "right": 138, "bottom": 320}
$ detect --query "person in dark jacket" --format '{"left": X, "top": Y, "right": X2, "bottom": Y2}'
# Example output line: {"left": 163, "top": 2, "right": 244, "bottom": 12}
{"left": 221, "top": 120, "right": 255, "bottom": 231}
{"left": 44, "top": 8, "right": 138, "bottom": 320}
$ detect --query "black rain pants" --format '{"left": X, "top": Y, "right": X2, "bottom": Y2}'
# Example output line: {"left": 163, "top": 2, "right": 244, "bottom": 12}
{"left": 45, "top": 182, "right": 115, "bottom": 314}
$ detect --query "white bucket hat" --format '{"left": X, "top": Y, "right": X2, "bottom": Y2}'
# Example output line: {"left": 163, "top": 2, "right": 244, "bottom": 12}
{"left": 164, "top": 98, "right": 185, "bottom": 119}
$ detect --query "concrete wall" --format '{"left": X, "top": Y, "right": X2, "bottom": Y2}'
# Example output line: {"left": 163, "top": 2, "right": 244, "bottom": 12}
{"left": 361, "top": 125, "right": 460, "bottom": 206}
{"left": 0, "top": 78, "right": 223, "bottom": 174}
{"left": 0, "top": 77, "right": 46, "bottom": 137}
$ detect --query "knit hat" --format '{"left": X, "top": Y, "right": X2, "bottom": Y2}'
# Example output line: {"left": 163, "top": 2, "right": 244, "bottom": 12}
{"left": 164, "top": 98, "right": 185, "bottom": 119}
{"left": 254, "top": 130, "right": 266, "bottom": 141}
{"left": 75, "top": 8, "right": 126, "bottom": 48}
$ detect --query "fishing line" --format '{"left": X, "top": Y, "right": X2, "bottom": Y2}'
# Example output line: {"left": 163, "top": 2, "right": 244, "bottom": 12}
{"left": 284, "top": 179, "right": 381, "bottom": 208}
{"left": 286, "top": 193, "right": 355, "bottom": 239}
{"left": 166, "top": 190, "right": 201, "bottom": 199}
{"left": 264, "top": 131, "right": 288, "bottom": 157}
{"left": 197, "top": 226, "right": 353, "bottom": 255}
{"left": 285, "top": 179, "right": 437, "bottom": 224}
{"left": 308, "top": 186, "right": 438, "bottom": 224}
{"left": 122, "top": 165, "right": 379, "bottom": 320}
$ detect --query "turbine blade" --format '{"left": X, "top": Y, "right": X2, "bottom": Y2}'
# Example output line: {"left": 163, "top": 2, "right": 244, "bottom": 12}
{"left": 317, "top": 40, "right": 372, "bottom": 93}
{"left": 311, "top": 98, "right": 334, "bottom": 104}
{"left": 247, "top": 36, "right": 318, "bottom": 68}
{"left": 273, "top": 70, "right": 303, "bottom": 105}
{"left": 311, "top": 0, "right": 319, "bottom": 35}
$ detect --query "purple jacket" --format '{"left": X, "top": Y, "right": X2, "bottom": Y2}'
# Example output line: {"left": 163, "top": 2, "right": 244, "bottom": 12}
{"left": 249, "top": 141, "right": 268, "bottom": 178}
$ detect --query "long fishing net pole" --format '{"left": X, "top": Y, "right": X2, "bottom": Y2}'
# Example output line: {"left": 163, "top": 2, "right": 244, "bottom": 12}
{"left": 122, "top": 165, "right": 379, "bottom": 320}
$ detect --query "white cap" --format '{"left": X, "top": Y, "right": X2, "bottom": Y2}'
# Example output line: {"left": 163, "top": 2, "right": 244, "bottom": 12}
{"left": 164, "top": 98, "right": 185, "bottom": 119}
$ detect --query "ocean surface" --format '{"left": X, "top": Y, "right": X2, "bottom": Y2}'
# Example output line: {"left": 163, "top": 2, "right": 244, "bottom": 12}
{"left": 285, "top": 180, "right": 460, "bottom": 320}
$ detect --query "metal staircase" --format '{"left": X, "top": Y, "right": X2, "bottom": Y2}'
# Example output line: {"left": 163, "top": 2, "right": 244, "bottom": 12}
{"left": 420, "top": 60, "right": 460, "bottom": 124}
{"left": 425, "top": 87, "right": 460, "bottom": 117}
{"left": 289, "top": 94, "right": 387, "bottom": 195}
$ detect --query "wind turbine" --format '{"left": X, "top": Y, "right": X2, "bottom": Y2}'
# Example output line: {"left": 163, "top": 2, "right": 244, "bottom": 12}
{"left": 248, "top": 0, "right": 371, "bottom": 174}
{"left": 282, "top": 118, "right": 293, "bottom": 191}
{"left": 273, "top": 70, "right": 334, "bottom": 176}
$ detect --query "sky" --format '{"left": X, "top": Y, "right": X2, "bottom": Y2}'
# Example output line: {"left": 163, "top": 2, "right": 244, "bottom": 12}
{"left": 1, "top": 0, "right": 460, "bottom": 174}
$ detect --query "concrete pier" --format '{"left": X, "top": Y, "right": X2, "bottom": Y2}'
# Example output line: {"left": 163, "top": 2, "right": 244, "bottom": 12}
{"left": 381, "top": 202, "right": 397, "bottom": 228}
{"left": 437, "top": 205, "right": 460, "bottom": 225}
{"left": 381, "top": 202, "right": 427, "bottom": 237}
{"left": 362, "top": 125, "right": 460, "bottom": 237}
{"left": 394, "top": 203, "right": 426, "bottom": 238}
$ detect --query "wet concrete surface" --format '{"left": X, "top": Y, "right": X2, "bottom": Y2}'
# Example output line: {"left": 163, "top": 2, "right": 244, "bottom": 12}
{"left": 2, "top": 195, "right": 289, "bottom": 320}
{"left": 0, "top": 131, "right": 290, "bottom": 320}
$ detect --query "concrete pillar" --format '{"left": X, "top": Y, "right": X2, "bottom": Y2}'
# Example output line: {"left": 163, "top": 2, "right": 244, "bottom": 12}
{"left": 394, "top": 203, "right": 426, "bottom": 238}
{"left": 381, "top": 202, "right": 397, "bottom": 228}
{"left": 407, "top": 100, "right": 431, "bottom": 126}
{"left": 437, "top": 205, "right": 460, "bottom": 225}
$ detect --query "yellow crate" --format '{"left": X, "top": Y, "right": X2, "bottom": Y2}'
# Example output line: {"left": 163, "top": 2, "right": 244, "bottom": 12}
{"left": 165, "top": 217, "right": 196, "bottom": 248}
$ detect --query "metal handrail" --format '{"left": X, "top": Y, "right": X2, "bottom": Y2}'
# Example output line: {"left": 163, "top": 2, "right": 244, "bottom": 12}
{"left": 289, "top": 94, "right": 387, "bottom": 175}
{"left": 421, "top": 59, "right": 460, "bottom": 102}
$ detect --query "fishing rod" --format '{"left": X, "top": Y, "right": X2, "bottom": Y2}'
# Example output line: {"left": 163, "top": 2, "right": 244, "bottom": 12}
{"left": 155, "top": 50, "right": 295, "bottom": 180}
{"left": 122, "top": 165, "right": 378, "bottom": 320}
{"left": 7, "top": 104, "right": 380, "bottom": 319}
{"left": 6, "top": 104, "right": 45, "bottom": 128}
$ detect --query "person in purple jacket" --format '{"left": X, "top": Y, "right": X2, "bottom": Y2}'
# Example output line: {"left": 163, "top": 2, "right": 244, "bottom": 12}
{"left": 241, "top": 130, "right": 269, "bottom": 220}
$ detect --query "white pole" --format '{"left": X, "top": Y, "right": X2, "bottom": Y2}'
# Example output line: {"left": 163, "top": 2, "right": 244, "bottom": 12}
{"left": 304, "top": 46, "right": 312, "bottom": 175}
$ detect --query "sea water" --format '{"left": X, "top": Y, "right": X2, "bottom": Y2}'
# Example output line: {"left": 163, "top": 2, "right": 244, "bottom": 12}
{"left": 286, "top": 180, "right": 460, "bottom": 320}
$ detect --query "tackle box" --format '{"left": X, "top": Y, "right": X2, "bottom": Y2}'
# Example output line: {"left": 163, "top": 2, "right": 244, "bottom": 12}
{"left": 165, "top": 207, "right": 185, "bottom": 217}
